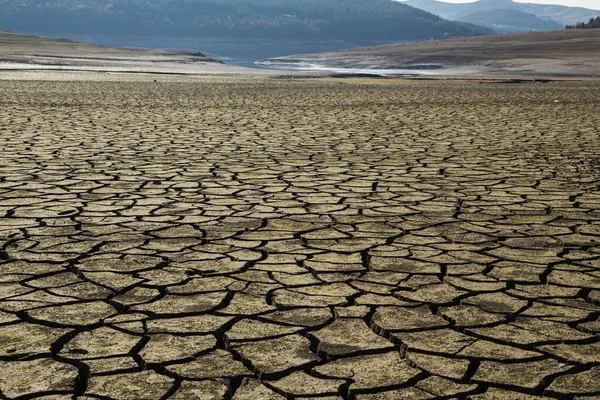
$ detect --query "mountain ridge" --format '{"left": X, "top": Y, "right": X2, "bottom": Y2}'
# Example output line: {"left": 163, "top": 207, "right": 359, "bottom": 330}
{"left": 402, "top": 0, "right": 600, "bottom": 27}
{"left": 457, "top": 9, "right": 564, "bottom": 33}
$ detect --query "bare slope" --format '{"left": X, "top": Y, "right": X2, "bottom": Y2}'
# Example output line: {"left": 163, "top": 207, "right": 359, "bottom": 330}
{"left": 259, "top": 29, "right": 600, "bottom": 77}
{"left": 0, "top": 30, "right": 253, "bottom": 75}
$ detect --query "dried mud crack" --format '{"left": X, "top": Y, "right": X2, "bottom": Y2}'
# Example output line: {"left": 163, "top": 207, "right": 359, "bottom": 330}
{"left": 0, "top": 76, "right": 600, "bottom": 400}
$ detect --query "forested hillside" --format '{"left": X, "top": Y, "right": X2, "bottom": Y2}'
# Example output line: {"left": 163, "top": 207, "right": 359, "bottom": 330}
{"left": 0, "top": 0, "right": 492, "bottom": 40}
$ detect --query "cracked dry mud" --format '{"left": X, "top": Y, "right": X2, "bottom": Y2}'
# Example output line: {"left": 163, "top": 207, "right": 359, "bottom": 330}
{"left": 0, "top": 76, "right": 599, "bottom": 400}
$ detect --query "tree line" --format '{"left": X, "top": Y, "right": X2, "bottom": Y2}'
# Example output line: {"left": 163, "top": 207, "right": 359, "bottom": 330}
{"left": 566, "top": 16, "right": 600, "bottom": 29}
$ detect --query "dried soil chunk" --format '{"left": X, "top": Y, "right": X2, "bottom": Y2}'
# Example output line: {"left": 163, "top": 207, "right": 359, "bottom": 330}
{"left": 231, "top": 335, "right": 318, "bottom": 376}
{"left": 400, "top": 283, "right": 467, "bottom": 304}
{"left": 146, "top": 314, "right": 232, "bottom": 334}
{"left": 440, "top": 305, "right": 506, "bottom": 327}
{"left": 77, "top": 255, "right": 162, "bottom": 273}
{"left": 415, "top": 375, "right": 477, "bottom": 396}
{"left": 392, "top": 329, "right": 476, "bottom": 354}
{"left": 225, "top": 319, "right": 302, "bottom": 341}
{"left": 260, "top": 308, "right": 332, "bottom": 327}
{"left": 520, "top": 301, "right": 591, "bottom": 322}
{"left": 61, "top": 326, "right": 139, "bottom": 359}
{"left": 26, "top": 301, "right": 116, "bottom": 326}
{"left": 406, "top": 352, "right": 469, "bottom": 380}
{"left": 470, "top": 319, "right": 591, "bottom": 345}
{"left": 292, "top": 282, "right": 359, "bottom": 297}
{"left": 372, "top": 306, "right": 448, "bottom": 332}
{"left": 539, "top": 342, "right": 600, "bottom": 364}
{"left": 356, "top": 293, "right": 415, "bottom": 306}
{"left": 83, "top": 271, "right": 143, "bottom": 291}
{"left": 312, "top": 318, "right": 394, "bottom": 357}
{"left": 140, "top": 334, "right": 216, "bottom": 364}
{"left": 462, "top": 292, "right": 527, "bottom": 313}
{"left": 170, "top": 380, "right": 229, "bottom": 400}
{"left": 370, "top": 257, "right": 440, "bottom": 274}
{"left": 131, "top": 291, "right": 227, "bottom": 315}
{"left": 166, "top": 349, "right": 251, "bottom": 379}
{"left": 86, "top": 370, "right": 174, "bottom": 400}
{"left": 220, "top": 293, "right": 276, "bottom": 315}
{"left": 168, "top": 276, "right": 237, "bottom": 294}
{"left": 512, "top": 318, "right": 592, "bottom": 341}
{"left": 547, "top": 270, "right": 600, "bottom": 288}
{"left": 0, "top": 310, "right": 19, "bottom": 324}
{"left": 469, "top": 388, "right": 548, "bottom": 399}
{"left": 272, "top": 289, "right": 349, "bottom": 307}
{"left": 84, "top": 357, "right": 139, "bottom": 375}
{"left": 457, "top": 340, "right": 542, "bottom": 360}
{"left": 474, "top": 359, "right": 572, "bottom": 388}
{"left": 578, "top": 320, "right": 600, "bottom": 334}
{"left": 0, "top": 358, "right": 78, "bottom": 398}
{"left": 314, "top": 352, "right": 420, "bottom": 392}
{"left": 0, "top": 323, "right": 69, "bottom": 357}
{"left": 233, "top": 378, "right": 286, "bottom": 400}
{"left": 547, "top": 366, "right": 600, "bottom": 395}
{"left": 267, "top": 371, "right": 345, "bottom": 396}
{"left": 355, "top": 387, "right": 433, "bottom": 399}
{"left": 112, "top": 287, "right": 160, "bottom": 306}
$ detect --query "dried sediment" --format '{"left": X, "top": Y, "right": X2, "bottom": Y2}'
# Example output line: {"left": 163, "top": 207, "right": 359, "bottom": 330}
{"left": 0, "top": 77, "right": 599, "bottom": 399}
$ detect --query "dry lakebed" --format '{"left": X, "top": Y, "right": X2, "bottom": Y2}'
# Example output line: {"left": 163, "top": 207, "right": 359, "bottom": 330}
{"left": 0, "top": 30, "right": 599, "bottom": 400}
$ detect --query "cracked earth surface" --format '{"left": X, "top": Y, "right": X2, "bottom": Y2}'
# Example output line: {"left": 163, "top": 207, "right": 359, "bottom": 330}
{"left": 0, "top": 77, "right": 599, "bottom": 400}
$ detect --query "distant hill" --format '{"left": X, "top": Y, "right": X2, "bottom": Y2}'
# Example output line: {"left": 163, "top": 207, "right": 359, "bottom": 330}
{"left": 402, "top": 0, "right": 600, "bottom": 29}
{"left": 458, "top": 9, "right": 564, "bottom": 33}
{"left": 0, "top": 0, "right": 492, "bottom": 42}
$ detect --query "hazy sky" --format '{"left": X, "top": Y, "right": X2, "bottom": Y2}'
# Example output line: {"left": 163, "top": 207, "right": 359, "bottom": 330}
{"left": 437, "top": 0, "right": 600, "bottom": 9}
